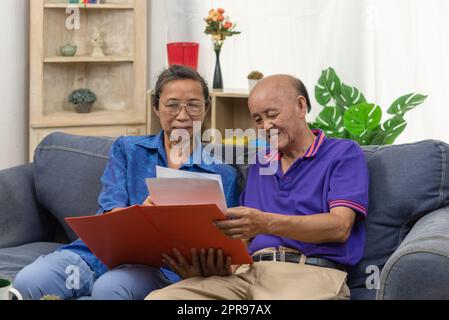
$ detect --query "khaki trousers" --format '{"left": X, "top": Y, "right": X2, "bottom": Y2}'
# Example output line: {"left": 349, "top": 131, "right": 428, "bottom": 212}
{"left": 147, "top": 248, "right": 350, "bottom": 300}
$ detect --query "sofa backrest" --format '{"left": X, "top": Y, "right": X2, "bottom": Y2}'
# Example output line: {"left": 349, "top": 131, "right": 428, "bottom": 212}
{"left": 34, "top": 133, "right": 115, "bottom": 242}
{"left": 347, "top": 141, "right": 449, "bottom": 289}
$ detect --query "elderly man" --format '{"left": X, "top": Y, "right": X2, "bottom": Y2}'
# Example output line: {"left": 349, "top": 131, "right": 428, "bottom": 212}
{"left": 147, "top": 75, "right": 369, "bottom": 300}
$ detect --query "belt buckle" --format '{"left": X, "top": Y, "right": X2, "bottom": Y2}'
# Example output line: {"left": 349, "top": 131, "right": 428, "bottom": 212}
{"left": 272, "top": 250, "right": 286, "bottom": 262}
{"left": 279, "top": 250, "right": 286, "bottom": 262}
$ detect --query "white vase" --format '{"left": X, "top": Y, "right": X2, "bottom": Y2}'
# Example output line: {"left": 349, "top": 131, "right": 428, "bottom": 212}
{"left": 248, "top": 79, "right": 259, "bottom": 92}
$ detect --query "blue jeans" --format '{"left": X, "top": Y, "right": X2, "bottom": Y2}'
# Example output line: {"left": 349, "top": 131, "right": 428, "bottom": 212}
{"left": 13, "top": 250, "right": 173, "bottom": 300}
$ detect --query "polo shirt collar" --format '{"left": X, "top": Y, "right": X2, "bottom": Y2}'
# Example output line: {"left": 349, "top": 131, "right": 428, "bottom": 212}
{"left": 304, "top": 129, "right": 326, "bottom": 158}
{"left": 264, "top": 129, "right": 326, "bottom": 163}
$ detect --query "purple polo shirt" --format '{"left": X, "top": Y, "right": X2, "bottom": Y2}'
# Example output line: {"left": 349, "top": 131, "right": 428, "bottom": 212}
{"left": 241, "top": 130, "right": 369, "bottom": 267}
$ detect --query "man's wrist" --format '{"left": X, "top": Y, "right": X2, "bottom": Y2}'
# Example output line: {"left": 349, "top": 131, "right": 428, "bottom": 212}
{"left": 263, "top": 212, "right": 277, "bottom": 235}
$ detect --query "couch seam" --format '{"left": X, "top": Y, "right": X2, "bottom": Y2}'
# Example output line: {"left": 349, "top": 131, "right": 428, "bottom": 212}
{"left": 36, "top": 145, "right": 109, "bottom": 160}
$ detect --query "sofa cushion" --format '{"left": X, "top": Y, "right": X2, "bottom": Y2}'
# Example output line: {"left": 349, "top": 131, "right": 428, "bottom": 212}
{"left": 33, "top": 133, "right": 115, "bottom": 242}
{"left": 347, "top": 140, "right": 449, "bottom": 292}
{"left": 0, "top": 242, "right": 62, "bottom": 281}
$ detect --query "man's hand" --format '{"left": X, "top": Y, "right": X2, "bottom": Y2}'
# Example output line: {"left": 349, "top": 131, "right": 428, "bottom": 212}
{"left": 215, "top": 207, "right": 272, "bottom": 240}
{"left": 162, "top": 248, "right": 232, "bottom": 280}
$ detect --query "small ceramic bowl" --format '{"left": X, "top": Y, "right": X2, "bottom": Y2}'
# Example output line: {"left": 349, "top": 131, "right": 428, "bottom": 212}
{"left": 60, "top": 44, "right": 77, "bottom": 57}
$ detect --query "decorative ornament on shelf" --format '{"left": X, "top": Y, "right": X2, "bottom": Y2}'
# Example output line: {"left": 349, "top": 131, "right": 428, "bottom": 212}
{"left": 204, "top": 8, "right": 241, "bottom": 90}
{"left": 59, "top": 44, "right": 77, "bottom": 57}
{"left": 91, "top": 27, "right": 105, "bottom": 58}
{"left": 70, "top": 0, "right": 101, "bottom": 5}
{"left": 68, "top": 88, "right": 97, "bottom": 114}
{"left": 247, "top": 71, "right": 264, "bottom": 92}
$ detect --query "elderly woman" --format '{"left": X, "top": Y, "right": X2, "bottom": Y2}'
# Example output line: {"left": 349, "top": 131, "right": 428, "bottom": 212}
{"left": 13, "top": 65, "right": 239, "bottom": 300}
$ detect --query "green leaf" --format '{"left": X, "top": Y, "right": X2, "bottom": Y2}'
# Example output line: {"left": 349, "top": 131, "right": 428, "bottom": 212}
{"left": 365, "top": 126, "right": 387, "bottom": 145}
{"left": 314, "top": 107, "right": 345, "bottom": 138}
{"left": 387, "top": 93, "right": 427, "bottom": 116}
{"left": 339, "top": 83, "right": 366, "bottom": 109}
{"left": 315, "top": 67, "right": 342, "bottom": 107}
{"left": 344, "top": 103, "right": 382, "bottom": 136}
{"left": 382, "top": 116, "right": 407, "bottom": 145}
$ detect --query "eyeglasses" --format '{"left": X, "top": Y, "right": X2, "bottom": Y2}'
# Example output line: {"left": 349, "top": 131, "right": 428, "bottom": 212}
{"left": 162, "top": 100, "right": 205, "bottom": 117}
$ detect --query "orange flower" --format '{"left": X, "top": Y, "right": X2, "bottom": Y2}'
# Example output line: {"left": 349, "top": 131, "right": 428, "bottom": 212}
{"left": 218, "top": 15, "right": 225, "bottom": 21}
{"left": 224, "top": 22, "right": 233, "bottom": 29}
{"left": 217, "top": 8, "right": 225, "bottom": 14}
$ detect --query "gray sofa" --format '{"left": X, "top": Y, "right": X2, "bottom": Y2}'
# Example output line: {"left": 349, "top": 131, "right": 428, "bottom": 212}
{"left": 0, "top": 132, "right": 448, "bottom": 300}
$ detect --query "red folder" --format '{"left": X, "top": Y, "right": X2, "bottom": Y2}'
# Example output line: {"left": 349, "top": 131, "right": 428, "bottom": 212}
{"left": 65, "top": 204, "right": 252, "bottom": 269}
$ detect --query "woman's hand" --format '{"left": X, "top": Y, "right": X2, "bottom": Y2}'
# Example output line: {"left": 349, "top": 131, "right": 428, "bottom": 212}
{"left": 162, "top": 249, "right": 202, "bottom": 279}
{"left": 199, "top": 248, "right": 232, "bottom": 277}
{"left": 143, "top": 196, "right": 156, "bottom": 206}
{"left": 162, "top": 248, "right": 233, "bottom": 280}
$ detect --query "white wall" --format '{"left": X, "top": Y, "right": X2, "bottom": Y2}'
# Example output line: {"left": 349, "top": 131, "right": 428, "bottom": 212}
{"left": 151, "top": 0, "right": 449, "bottom": 144}
{"left": 0, "top": 0, "right": 28, "bottom": 170}
{"left": 1, "top": 0, "right": 448, "bottom": 170}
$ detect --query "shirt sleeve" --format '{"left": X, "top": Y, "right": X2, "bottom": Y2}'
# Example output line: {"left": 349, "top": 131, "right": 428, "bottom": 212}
{"left": 327, "top": 142, "right": 370, "bottom": 220}
{"left": 97, "top": 137, "right": 129, "bottom": 213}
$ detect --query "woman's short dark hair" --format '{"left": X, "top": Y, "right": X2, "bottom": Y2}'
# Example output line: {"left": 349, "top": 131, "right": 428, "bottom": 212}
{"left": 153, "top": 65, "right": 211, "bottom": 110}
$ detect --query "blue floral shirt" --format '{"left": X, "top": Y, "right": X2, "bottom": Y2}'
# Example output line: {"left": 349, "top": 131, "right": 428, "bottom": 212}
{"left": 59, "top": 131, "right": 239, "bottom": 282}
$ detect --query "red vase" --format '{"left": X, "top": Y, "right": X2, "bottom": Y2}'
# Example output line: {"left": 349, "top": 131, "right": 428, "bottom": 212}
{"left": 167, "top": 42, "right": 199, "bottom": 70}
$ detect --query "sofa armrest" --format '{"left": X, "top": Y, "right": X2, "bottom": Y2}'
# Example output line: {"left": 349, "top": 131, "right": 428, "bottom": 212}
{"left": 377, "top": 204, "right": 449, "bottom": 299}
{"left": 0, "top": 164, "right": 58, "bottom": 249}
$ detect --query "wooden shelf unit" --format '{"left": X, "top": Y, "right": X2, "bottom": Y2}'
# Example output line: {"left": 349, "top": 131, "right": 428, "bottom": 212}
{"left": 147, "top": 89, "right": 253, "bottom": 144}
{"left": 29, "top": 0, "right": 147, "bottom": 160}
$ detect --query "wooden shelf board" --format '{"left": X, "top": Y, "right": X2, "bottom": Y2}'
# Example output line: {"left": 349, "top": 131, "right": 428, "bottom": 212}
{"left": 44, "top": 56, "right": 134, "bottom": 63}
{"left": 32, "top": 110, "right": 145, "bottom": 129}
{"left": 44, "top": 4, "right": 134, "bottom": 10}
{"left": 212, "top": 89, "right": 250, "bottom": 98}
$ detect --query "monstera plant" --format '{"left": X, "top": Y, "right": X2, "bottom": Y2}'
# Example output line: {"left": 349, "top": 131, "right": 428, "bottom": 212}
{"left": 309, "top": 67, "right": 427, "bottom": 146}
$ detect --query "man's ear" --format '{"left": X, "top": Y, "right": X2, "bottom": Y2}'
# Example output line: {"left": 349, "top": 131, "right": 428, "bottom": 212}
{"left": 296, "top": 96, "right": 308, "bottom": 118}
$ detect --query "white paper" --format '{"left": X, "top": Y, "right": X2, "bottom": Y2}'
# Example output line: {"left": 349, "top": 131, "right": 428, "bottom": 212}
{"left": 146, "top": 178, "right": 227, "bottom": 212}
{"left": 156, "top": 166, "right": 225, "bottom": 193}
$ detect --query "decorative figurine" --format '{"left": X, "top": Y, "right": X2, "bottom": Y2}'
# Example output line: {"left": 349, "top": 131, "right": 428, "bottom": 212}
{"left": 91, "top": 27, "right": 105, "bottom": 58}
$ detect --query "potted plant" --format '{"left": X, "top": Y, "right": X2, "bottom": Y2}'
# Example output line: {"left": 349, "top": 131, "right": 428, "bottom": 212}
{"left": 310, "top": 67, "right": 427, "bottom": 145}
{"left": 68, "top": 89, "right": 97, "bottom": 114}
{"left": 247, "top": 71, "right": 264, "bottom": 92}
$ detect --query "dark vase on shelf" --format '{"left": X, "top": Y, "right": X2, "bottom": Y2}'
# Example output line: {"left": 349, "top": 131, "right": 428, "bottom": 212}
{"left": 213, "top": 48, "right": 223, "bottom": 90}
